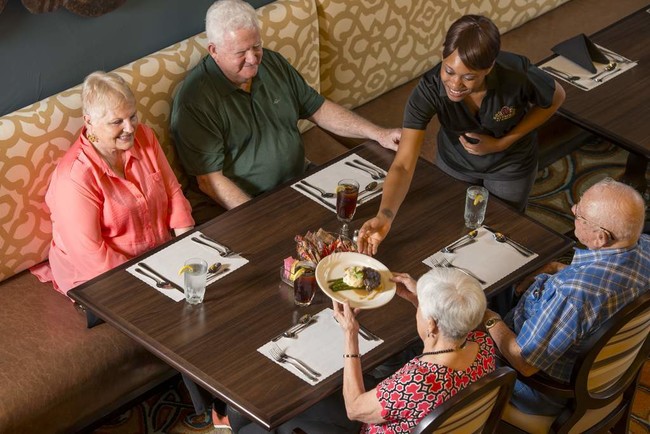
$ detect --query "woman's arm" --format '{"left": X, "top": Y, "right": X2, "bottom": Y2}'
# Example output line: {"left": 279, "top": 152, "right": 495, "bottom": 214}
{"left": 461, "top": 80, "right": 566, "bottom": 155}
{"left": 333, "top": 301, "right": 385, "bottom": 424}
{"left": 357, "top": 128, "right": 425, "bottom": 255}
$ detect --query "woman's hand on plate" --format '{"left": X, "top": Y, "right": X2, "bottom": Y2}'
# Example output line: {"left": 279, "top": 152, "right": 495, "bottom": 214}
{"left": 392, "top": 272, "right": 418, "bottom": 307}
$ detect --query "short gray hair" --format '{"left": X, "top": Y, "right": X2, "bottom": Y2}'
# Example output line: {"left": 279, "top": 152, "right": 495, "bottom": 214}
{"left": 417, "top": 267, "right": 486, "bottom": 340}
{"left": 81, "top": 71, "right": 135, "bottom": 120}
{"left": 585, "top": 177, "right": 645, "bottom": 242}
{"left": 206, "top": 0, "right": 260, "bottom": 47}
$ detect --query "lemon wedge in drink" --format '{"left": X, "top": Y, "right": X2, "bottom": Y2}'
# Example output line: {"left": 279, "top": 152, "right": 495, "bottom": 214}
{"left": 178, "top": 265, "right": 194, "bottom": 275}
{"left": 473, "top": 194, "right": 484, "bottom": 206}
{"left": 290, "top": 260, "right": 316, "bottom": 281}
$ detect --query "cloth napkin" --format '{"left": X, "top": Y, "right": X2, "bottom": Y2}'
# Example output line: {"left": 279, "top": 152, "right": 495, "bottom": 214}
{"left": 292, "top": 154, "right": 385, "bottom": 211}
{"left": 551, "top": 34, "right": 609, "bottom": 73}
{"left": 258, "top": 308, "right": 383, "bottom": 384}
{"left": 126, "top": 231, "right": 249, "bottom": 302}
{"left": 539, "top": 44, "right": 637, "bottom": 91}
{"left": 422, "top": 228, "right": 538, "bottom": 289}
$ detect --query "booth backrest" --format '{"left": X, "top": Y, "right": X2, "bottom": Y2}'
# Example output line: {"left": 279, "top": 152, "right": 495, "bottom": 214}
{"left": 314, "top": 0, "right": 570, "bottom": 108}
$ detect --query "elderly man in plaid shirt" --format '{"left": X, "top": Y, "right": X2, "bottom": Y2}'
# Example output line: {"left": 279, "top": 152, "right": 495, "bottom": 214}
{"left": 482, "top": 178, "right": 649, "bottom": 415}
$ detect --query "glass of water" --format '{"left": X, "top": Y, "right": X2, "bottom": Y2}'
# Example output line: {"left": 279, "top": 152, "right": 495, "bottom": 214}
{"left": 464, "top": 186, "right": 489, "bottom": 229}
{"left": 183, "top": 258, "right": 208, "bottom": 304}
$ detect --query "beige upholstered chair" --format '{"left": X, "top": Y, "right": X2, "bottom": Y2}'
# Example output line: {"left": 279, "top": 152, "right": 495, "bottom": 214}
{"left": 412, "top": 366, "right": 516, "bottom": 434}
{"left": 500, "top": 290, "right": 650, "bottom": 434}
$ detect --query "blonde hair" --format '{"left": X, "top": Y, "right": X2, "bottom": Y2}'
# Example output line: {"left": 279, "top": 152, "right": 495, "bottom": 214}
{"left": 206, "top": 0, "right": 260, "bottom": 48}
{"left": 81, "top": 71, "right": 135, "bottom": 120}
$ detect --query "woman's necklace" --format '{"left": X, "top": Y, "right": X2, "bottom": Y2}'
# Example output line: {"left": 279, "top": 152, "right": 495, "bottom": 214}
{"left": 418, "top": 339, "right": 468, "bottom": 357}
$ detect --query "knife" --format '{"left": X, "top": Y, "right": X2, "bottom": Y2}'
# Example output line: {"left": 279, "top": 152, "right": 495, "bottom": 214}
{"left": 137, "top": 262, "right": 184, "bottom": 293}
{"left": 481, "top": 226, "right": 535, "bottom": 256}
{"left": 352, "top": 159, "right": 386, "bottom": 177}
{"left": 294, "top": 183, "right": 336, "bottom": 210}
{"left": 358, "top": 323, "right": 380, "bottom": 341}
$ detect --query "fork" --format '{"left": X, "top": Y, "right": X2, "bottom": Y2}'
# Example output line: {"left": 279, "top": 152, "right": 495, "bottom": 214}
{"left": 198, "top": 233, "right": 236, "bottom": 257}
{"left": 300, "top": 180, "right": 334, "bottom": 198}
{"left": 269, "top": 344, "right": 321, "bottom": 380}
{"left": 435, "top": 258, "right": 487, "bottom": 285}
{"left": 344, "top": 162, "right": 383, "bottom": 180}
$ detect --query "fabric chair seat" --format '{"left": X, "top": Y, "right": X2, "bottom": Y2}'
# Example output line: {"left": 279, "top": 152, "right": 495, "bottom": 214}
{"left": 502, "top": 396, "right": 623, "bottom": 434}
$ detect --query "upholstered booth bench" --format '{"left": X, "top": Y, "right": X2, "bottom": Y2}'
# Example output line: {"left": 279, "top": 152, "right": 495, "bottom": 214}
{"left": 0, "top": 0, "right": 644, "bottom": 431}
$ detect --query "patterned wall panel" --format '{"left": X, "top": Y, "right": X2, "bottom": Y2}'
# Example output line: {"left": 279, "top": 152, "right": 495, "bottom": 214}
{"left": 0, "top": 0, "right": 320, "bottom": 282}
{"left": 315, "top": 0, "right": 568, "bottom": 109}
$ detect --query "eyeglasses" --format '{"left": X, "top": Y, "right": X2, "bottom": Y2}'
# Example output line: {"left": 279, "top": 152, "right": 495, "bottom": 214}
{"left": 572, "top": 202, "right": 616, "bottom": 240}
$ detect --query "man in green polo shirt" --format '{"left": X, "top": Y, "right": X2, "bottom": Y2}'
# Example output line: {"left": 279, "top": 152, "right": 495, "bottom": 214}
{"left": 171, "top": 0, "right": 401, "bottom": 224}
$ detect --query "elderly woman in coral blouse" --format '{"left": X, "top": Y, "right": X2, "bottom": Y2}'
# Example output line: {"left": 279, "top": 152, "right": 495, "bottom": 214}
{"left": 34, "top": 71, "right": 194, "bottom": 295}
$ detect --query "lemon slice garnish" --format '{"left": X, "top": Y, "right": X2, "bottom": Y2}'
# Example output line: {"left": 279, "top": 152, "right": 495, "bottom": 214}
{"left": 473, "top": 194, "right": 484, "bottom": 206}
{"left": 178, "top": 265, "right": 194, "bottom": 275}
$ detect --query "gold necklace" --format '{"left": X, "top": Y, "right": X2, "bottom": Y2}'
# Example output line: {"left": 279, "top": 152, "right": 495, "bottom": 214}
{"left": 418, "top": 339, "right": 468, "bottom": 357}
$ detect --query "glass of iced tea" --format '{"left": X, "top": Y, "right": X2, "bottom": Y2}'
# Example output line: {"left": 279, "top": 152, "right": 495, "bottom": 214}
{"left": 294, "top": 269, "right": 317, "bottom": 306}
{"left": 336, "top": 179, "right": 359, "bottom": 238}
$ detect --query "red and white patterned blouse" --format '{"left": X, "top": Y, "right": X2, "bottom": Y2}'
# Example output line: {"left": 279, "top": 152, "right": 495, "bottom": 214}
{"left": 361, "top": 330, "right": 496, "bottom": 434}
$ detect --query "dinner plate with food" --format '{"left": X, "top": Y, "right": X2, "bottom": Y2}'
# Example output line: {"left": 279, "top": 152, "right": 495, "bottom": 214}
{"left": 315, "top": 252, "right": 395, "bottom": 309}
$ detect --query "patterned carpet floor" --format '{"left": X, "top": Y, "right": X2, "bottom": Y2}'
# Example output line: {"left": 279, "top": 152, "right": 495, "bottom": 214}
{"left": 90, "top": 138, "right": 650, "bottom": 434}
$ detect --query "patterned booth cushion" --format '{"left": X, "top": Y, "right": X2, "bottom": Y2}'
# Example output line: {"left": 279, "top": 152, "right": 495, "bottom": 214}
{"left": 314, "top": 0, "right": 569, "bottom": 108}
{"left": 0, "top": 0, "right": 319, "bottom": 282}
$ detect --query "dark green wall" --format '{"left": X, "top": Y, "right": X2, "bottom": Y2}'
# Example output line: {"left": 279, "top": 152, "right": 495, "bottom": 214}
{"left": 0, "top": 0, "right": 272, "bottom": 116}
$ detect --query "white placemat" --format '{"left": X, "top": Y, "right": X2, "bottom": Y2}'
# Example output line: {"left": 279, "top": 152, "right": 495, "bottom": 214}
{"left": 539, "top": 45, "right": 637, "bottom": 91}
{"left": 422, "top": 228, "right": 538, "bottom": 289}
{"left": 127, "top": 231, "right": 249, "bottom": 302}
{"left": 258, "top": 308, "right": 383, "bottom": 384}
{"left": 292, "top": 154, "right": 385, "bottom": 211}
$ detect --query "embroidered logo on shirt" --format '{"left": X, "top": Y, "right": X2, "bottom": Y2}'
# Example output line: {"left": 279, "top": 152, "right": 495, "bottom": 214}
{"left": 493, "top": 106, "right": 516, "bottom": 121}
{"left": 273, "top": 97, "right": 281, "bottom": 104}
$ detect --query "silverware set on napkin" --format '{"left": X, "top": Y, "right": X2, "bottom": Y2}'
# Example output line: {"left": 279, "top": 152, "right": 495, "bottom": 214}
{"left": 191, "top": 233, "right": 237, "bottom": 257}
{"left": 344, "top": 160, "right": 386, "bottom": 180}
{"left": 431, "top": 257, "right": 487, "bottom": 285}
{"left": 269, "top": 343, "right": 321, "bottom": 381}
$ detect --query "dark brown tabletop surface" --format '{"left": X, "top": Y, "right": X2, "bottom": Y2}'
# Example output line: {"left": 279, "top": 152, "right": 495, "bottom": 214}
{"left": 69, "top": 142, "right": 573, "bottom": 430}
{"left": 554, "top": 6, "right": 650, "bottom": 157}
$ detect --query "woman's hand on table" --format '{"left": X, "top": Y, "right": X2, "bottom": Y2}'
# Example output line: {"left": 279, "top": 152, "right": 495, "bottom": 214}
{"left": 357, "top": 214, "right": 392, "bottom": 256}
{"left": 392, "top": 272, "right": 418, "bottom": 307}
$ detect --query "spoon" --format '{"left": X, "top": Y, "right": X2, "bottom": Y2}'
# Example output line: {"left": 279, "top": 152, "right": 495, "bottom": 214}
{"left": 300, "top": 180, "right": 334, "bottom": 198}
{"left": 282, "top": 314, "right": 314, "bottom": 339}
{"left": 135, "top": 267, "right": 174, "bottom": 289}
{"left": 590, "top": 62, "right": 617, "bottom": 81}
{"left": 358, "top": 181, "right": 379, "bottom": 199}
{"left": 441, "top": 229, "right": 478, "bottom": 253}
{"left": 208, "top": 262, "right": 222, "bottom": 274}
{"left": 493, "top": 232, "right": 533, "bottom": 257}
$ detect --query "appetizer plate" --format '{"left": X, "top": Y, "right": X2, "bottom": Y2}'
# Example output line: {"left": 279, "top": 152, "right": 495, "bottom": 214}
{"left": 316, "top": 252, "right": 395, "bottom": 309}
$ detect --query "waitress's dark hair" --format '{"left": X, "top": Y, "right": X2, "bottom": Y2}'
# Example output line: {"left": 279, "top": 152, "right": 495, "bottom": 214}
{"left": 442, "top": 15, "right": 500, "bottom": 70}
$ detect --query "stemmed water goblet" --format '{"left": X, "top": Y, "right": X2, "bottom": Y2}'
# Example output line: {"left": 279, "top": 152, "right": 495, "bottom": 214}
{"left": 336, "top": 179, "right": 359, "bottom": 238}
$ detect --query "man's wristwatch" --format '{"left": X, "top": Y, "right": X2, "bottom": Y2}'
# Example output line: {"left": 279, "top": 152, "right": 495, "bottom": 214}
{"left": 484, "top": 316, "right": 502, "bottom": 330}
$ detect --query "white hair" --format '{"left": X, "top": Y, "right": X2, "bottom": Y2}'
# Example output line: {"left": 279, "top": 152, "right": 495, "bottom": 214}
{"left": 206, "top": 0, "right": 260, "bottom": 47}
{"left": 81, "top": 71, "right": 135, "bottom": 120}
{"left": 417, "top": 267, "right": 486, "bottom": 340}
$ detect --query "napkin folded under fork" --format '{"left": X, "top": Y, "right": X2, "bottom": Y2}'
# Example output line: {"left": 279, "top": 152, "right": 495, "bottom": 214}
{"left": 292, "top": 154, "right": 385, "bottom": 211}
{"left": 422, "top": 228, "right": 538, "bottom": 289}
{"left": 258, "top": 308, "right": 383, "bottom": 384}
{"left": 126, "top": 231, "right": 249, "bottom": 302}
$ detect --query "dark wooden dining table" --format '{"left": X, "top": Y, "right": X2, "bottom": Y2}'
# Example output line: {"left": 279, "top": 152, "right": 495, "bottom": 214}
{"left": 554, "top": 6, "right": 650, "bottom": 157}
{"left": 69, "top": 142, "right": 573, "bottom": 430}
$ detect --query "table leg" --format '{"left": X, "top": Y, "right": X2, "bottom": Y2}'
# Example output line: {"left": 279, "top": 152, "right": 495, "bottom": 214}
{"left": 618, "top": 152, "right": 648, "bottom": 196}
